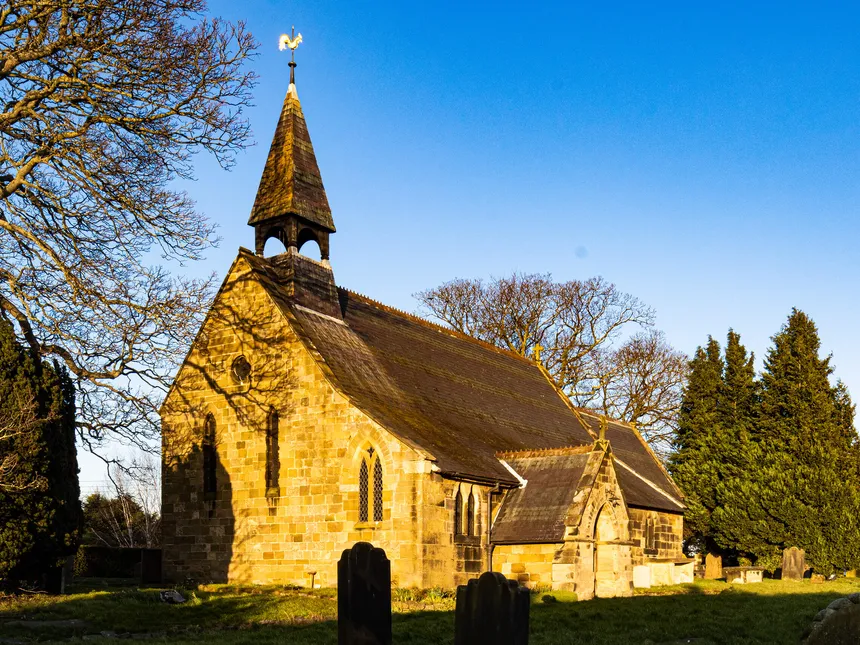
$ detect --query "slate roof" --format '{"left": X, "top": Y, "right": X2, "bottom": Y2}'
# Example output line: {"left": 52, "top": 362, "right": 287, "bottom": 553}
{"left": 578, "top": 412, "right": 684, "bottom": 510}
{"left": 248, "top": 85, "right": 335, "bottom": 231}
{"left": 491, "top": 449, "right": 591, "bottom": 543}
{"left": 240, "top": 249, "right": 685, "bottom": 515}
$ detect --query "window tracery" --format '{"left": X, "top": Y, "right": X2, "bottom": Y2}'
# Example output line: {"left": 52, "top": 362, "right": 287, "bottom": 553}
{"left": 358, "top": 446, "right": 383, "bottom": 523}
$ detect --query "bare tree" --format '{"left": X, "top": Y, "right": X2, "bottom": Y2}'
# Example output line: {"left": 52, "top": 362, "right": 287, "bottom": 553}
{"left": 84, "top": 462, "right": 160, "bottom": 548}
{"left": 416, "top": 274, "right": 687, "bottom": 453}
{"left": 0, "top": 1, "right": 258, "bottom": 464}
{"left": 599, "top": 330, "right": 689, "bottom": 455}
{"left": 0, "top": 392, "right": 42, "bottom": 491}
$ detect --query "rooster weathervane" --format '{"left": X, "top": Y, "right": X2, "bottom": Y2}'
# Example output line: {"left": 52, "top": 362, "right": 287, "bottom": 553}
{"left": 279, "top": 26, "right": 303, "bottom": 85}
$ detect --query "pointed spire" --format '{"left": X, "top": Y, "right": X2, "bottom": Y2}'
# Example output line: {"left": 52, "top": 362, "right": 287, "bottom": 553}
{"left": 248, "top": 30, "right": 334, "bottom": 234}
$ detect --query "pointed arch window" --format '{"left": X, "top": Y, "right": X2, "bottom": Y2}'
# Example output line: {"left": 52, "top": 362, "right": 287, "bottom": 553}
{"left": 466, "top": 492, "right": 476, "bottom": 536}
{"left": 373, "top": 456, "right": 383, "bottom": 522}
{"left": 359, "top": 459, "right": 369, "bottom": 522}
{"left": 265, "top": 408, "right": 280, "bottom": 496}
{"left": 358, "top": 447, "right": 383, "bottom": 523}
{"left": 645, "top": 518, "right": 656, "bottom": 552}
{"left": 202, "top": 414, "right": 217, "bottom": 500}
{"left": 454, "top": 489, "right": 463, "bottom": 536}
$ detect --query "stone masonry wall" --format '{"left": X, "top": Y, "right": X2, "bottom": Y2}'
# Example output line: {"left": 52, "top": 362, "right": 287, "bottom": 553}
{"left": 161, "top": 255, "right": 433, "bottom": 587}
{"left": 416, "top": 475, "right": 491, "bottom": 588}
{"left": 493, "top": 543, "right": 562, "bottom": 589}
{"left": 628, "top": 508, "right": 684, "bottom": 566}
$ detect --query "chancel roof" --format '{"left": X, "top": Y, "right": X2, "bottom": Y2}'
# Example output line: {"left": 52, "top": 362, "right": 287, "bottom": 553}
{"left": 240, "top": 250, "right": 684, "bottom": 515}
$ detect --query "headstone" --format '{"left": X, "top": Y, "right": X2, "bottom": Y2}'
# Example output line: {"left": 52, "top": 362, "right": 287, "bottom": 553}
{"left": 704, "top": 553, "right": 722, "bottom": 580}
{"left": 338, "top": 542, "right": 392, "bottom": 645}
{"left": 782, "top": 547, "right": 806, "bottom": 581}
{"left": 802, "top": 594, "right": 860, "bottom": 644}
{"left": 723, "top": 566, "right": 764, "bottom": 584}
{"left": 632, "top": 565, "right": 651, "bottom": 588}
{"left": 811, "top": 573, "right": 825, "bottom": 584}
{"left": 455, "top": 571, "right": 529, "bottom": 645}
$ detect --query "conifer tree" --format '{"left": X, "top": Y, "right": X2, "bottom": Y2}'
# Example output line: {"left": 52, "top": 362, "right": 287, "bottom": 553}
{"left": 719, "top": 310, "right": 860, "bottom": 572}
{"left": 0, "top": 318, "right": 81, "bottom": 589}
{"left": 670, "top": 337, "right": 723, "bottom": 552}
{"left": 710, "top": 331, "right": 759, "bottom": 561}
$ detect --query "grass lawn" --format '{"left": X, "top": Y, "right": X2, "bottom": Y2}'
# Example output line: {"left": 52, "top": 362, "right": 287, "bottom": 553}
{"left": 1, "top": 578, "right": 858, "bottom": 644}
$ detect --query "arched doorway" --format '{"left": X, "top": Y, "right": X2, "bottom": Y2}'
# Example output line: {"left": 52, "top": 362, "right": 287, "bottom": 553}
{"left": 593, "top": 504, "right": 622, "bottom": 598}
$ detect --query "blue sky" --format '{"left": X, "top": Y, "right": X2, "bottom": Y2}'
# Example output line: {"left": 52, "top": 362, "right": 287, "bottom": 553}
{"left": 78, "top": 2, "right": 860, "bottom": 489}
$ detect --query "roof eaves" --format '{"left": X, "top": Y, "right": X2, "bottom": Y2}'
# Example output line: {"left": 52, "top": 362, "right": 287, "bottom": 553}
{"left": 614, "top": 457, "right": 686, "bottom": 511}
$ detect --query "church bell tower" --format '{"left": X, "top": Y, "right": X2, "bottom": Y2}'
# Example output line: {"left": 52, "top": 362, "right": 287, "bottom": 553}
{"left": 248, "top": 30, "right": 335, "bottom": 259}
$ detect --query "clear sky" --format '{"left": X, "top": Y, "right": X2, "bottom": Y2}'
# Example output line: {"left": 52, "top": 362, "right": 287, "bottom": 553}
{"left": 78, "top": 1, "right": 860, "bottom": 491}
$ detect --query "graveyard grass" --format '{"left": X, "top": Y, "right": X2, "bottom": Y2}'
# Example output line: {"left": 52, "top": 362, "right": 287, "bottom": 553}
{"left": 3, "top": 578, "right": 860, "bottom": 644}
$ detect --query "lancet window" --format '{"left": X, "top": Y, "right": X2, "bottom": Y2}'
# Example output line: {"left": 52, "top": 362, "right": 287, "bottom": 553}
{"left": 359, "top": 447, "right": 383, "bottom": 523}
{"left": 454, "top": 489, "right": 463, "bottom": 536}
{"left": 466, "top": 492, "right": 476, "bottom": 536}
{"left": 265, "top": 408, "right": 280, "bottom": 496}
{"left": 202, "top": 414, "right": 217, "bottom": 499}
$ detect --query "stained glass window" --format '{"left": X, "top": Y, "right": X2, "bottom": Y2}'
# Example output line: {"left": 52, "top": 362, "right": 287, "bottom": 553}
{"left": 454, "top": 489, "right": 463, "bottom": 536}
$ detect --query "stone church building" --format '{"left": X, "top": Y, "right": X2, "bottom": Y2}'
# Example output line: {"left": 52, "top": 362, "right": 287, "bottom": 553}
{"left": 160, "top": 70, "right": 692, "bottom": 599}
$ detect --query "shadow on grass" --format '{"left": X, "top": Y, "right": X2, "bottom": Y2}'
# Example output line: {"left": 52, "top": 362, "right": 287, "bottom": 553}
{"left": 1, "top": 581, "right": 857, "bottom": 645}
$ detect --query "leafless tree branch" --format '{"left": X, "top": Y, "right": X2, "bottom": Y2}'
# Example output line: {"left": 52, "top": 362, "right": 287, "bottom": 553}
{"left": 0, "top": 1, "right": 258, "bottom": 463}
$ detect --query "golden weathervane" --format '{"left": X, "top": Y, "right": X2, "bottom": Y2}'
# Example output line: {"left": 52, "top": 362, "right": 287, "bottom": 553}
{"left": 279, "top": 26, "right": 303, "bottom": 85}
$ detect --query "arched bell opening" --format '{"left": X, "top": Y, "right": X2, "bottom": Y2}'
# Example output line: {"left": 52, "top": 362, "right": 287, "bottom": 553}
{"left": 256, "top": 224, "right": 289, "bottom": 257}
{"left": 263, "top": 234, "right": 289, "bottom": 257}
{"left": 297, "top": 227, "right": 322, "bottom": 260}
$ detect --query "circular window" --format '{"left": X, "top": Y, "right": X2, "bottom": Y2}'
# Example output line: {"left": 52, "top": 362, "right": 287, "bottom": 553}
{"left": 231, "top": 355, "right": 252, "bottom": 384}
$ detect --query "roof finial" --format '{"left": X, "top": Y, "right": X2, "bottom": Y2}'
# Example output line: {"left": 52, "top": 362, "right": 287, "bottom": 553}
{"left": 533, "top": 344, "right": 542, "bottom": 364}
{"left": 279, "top": 26, "right": 303, "bottom": 87}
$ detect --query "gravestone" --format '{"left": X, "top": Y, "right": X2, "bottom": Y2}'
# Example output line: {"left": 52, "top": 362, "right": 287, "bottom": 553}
{"left": 782, "top": 547, "right": 806, "bottom": 581}
{"left": 337, "top": 542, "right": 391, "bottom": 645}
{"left": 632, "top": 565, "right": 651, "bottom": 588}
{"left": 704, "top": 553, "right": 722, "bottom": 580}
{"left": 802, "top": 594, "right": 860, "bottom": 644}
{"left": 455, "top": 571, "right": 530, "bottom": 645}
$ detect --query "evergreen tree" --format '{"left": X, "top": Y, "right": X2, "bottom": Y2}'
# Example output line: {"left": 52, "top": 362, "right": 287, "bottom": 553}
{"left": 670, "top": 337, "right": 724, "bottom": 553}
{"left": 0, "top": 318, "right": 81, "bottom": 589}
{"left": 721, "top": 310, "right": 860, "bottom": 572}
{"left": 710, "top": 331, "right": 760, "bottom": 561}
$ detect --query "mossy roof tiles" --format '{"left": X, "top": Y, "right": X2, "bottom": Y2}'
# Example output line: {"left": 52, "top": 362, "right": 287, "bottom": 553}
{"left": 242, "top": 250, "right": 684, "bottom": 513}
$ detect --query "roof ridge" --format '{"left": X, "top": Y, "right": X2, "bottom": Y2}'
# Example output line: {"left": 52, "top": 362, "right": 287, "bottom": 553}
{"left": 575, "top": 405, "right": 685, "bottom": 500}
{"left": 496, "top": 445, "right": 592, "bottom": 459}
{"left": 340, "top": 288, "right": 535, "bottom": 365}
{"left": 575, "top": 406, "right": 635, "bottom": 429}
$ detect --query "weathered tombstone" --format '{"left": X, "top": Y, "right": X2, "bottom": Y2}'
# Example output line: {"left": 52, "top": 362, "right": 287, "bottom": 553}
{"left": 337, "top": 542, "right": 392, "bottom": 645}
{"left": 455, "top": 571, "right": 530, "bottom": 645}
{"left": 704, "top": 553, "right": 722, "bottom": 580}
{"left": 782, "top": 546, "right": 806, "bottom": 581}
{"left": 632, "top": 565, "right": 651, "bottom": 588}
{"left": 802, "top": 594, "right": 860, "bottom": 644}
